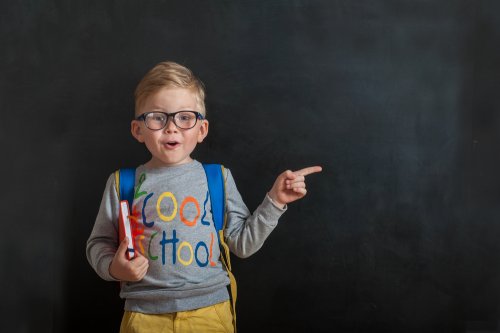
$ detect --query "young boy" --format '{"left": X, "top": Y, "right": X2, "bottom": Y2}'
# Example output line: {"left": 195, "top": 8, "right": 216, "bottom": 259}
{"left": 86, "top": 61, "right": 322, "bottom": 333}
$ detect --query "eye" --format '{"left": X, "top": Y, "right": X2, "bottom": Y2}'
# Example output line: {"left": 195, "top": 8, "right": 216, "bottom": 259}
{"left": 177, "top": 112, "right": 194, "bottom": 122}
{"left": 148, "top": 113, "right": 166, "bottom": 122}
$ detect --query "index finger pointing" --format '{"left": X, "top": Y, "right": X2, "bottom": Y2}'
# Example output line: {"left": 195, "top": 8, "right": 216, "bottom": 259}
{"left": 295, "top": 166, "right": 323, "bottom": 176}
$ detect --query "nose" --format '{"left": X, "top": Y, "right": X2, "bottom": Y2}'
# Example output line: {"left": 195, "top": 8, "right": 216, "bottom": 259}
{"left": 163, "top": 116, "right": 178, "bottom": 132}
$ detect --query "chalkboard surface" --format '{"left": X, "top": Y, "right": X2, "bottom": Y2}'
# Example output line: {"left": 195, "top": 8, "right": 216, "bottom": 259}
{"left": 2, "top": 1, "right": 500, "bottom": 332}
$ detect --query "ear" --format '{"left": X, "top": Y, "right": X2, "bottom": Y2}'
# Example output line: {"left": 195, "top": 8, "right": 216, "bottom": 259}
{"left": 197, "top": 119, "right": 209, "bottom": 143}
{"left": 131, "top": 120, "right": 145, "bottom": 143}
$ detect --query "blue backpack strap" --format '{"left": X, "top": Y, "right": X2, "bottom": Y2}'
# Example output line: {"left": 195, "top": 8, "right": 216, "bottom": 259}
{"left": 202, "top": 163, "right": 237, "bottom": 330}
{"left": 118, "top": 168, "right": 136, "bottom": 206}
{"left": 202, "top": 163, "right": 225, "bottom": 234}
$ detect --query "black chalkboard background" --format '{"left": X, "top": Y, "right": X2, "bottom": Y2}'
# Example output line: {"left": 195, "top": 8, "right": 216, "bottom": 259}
{"left": 2, "top": 1, "right": 500, "bottom": 332}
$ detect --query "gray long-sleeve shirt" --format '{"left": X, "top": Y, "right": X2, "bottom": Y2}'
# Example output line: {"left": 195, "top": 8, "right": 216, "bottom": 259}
{"left": 86, "top": 160, "right": 286, "bottom": 313}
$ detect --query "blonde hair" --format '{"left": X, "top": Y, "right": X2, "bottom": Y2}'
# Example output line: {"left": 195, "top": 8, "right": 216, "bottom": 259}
{"left": 134, "top": 61, "right": 206, "bottom": 115}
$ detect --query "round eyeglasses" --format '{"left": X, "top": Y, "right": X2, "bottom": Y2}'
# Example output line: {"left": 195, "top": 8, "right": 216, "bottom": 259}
{"left": 136, "top": 111, "right": 204, "bottom": 130}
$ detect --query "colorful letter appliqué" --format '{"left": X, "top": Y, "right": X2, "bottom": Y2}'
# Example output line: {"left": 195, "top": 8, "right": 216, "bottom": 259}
{"left": 130, "top": 172, "right": 218, "bottom": 268}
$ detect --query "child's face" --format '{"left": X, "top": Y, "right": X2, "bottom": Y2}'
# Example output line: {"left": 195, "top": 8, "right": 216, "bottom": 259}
{"left": 131, "top": 87, "right": 208, "bottom": 168}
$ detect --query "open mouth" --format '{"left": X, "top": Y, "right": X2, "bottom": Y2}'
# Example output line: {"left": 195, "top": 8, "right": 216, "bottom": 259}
{"left": 164, "top": 141, "right": 180, "bottom": 148}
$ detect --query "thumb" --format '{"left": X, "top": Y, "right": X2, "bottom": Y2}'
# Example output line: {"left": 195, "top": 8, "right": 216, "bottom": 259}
{"left": 284, "top": 170, "right": 296, "bottom": 181}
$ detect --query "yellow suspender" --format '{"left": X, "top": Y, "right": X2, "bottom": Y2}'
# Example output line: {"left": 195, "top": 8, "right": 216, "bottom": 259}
{"left": 114, "top": 171, "right": 121, "bottom": 200}
{"left": 219, "top": 165, "right": 238, "bottom": 332}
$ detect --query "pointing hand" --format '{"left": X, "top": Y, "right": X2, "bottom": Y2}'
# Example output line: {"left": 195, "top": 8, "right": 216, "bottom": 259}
{"left": 268, "top": 166, "right": 322, "bottom": 208}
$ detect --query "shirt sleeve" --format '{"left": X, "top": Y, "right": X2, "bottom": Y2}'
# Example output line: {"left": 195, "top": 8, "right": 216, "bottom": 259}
{"left": 223, "top": 168, "right": 287, "bottom": 258}
{"left": 86, "top": 173, "right": 121, "bottom": 281}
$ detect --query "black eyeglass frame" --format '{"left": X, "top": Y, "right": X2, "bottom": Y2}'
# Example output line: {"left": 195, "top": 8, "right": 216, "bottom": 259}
{"left": 136, "top": 111, "right": 205, "bottom": 130}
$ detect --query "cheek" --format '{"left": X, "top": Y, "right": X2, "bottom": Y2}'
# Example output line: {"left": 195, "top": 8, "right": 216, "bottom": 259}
{"left": 143, "top": 139, "right": 155, "bottom": 153}
{"left": 186, "top": 136, "right": 199, "bottom": 147}
{"left": 142, "top": 133, "right": 160, "bottom": 148}
{"left": 184, "top": 134, "right": 201, "bottom": 148}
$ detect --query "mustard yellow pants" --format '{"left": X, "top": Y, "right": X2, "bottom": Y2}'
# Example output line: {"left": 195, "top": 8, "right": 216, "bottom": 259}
{"left": 119, "top": 300, "right": 234, "bottom": 333}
